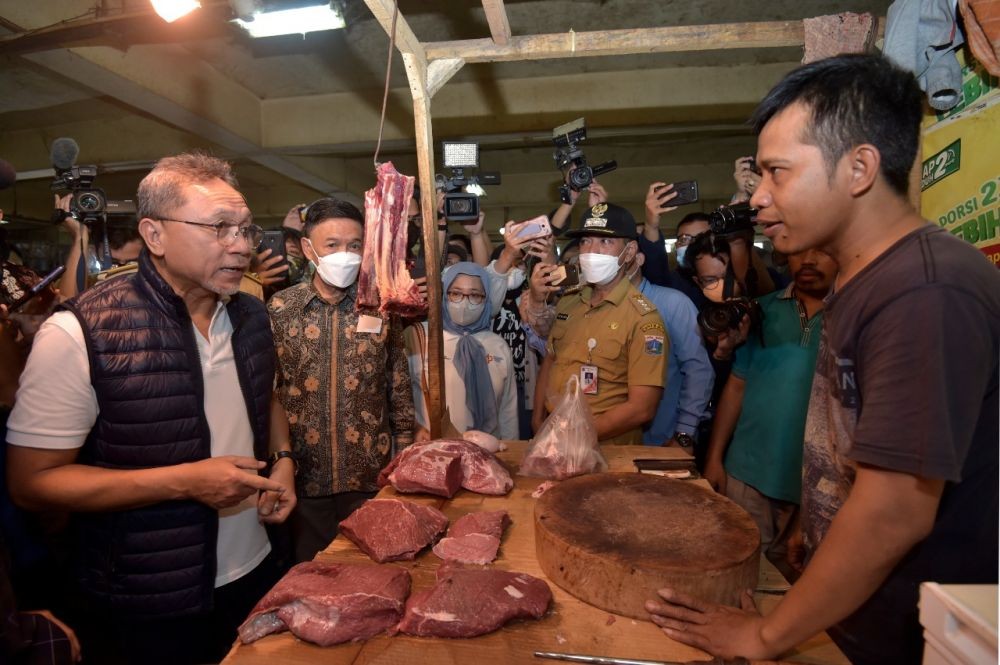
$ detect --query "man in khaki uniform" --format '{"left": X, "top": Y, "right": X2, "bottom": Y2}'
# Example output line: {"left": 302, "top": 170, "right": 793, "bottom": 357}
{"left": 533, "top": 202, "right": 668, "bottom": 445}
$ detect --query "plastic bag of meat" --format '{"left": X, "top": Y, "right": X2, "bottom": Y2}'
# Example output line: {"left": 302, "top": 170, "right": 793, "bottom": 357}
{"left": 358, "top": 161, "right": 427, "bottom": 317}
{"left": 520, "top": 375, "right": 607, "bottom": 480}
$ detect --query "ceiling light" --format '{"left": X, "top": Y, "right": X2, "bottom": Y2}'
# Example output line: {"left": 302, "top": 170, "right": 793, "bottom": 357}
{"left": 150, "top": 0, "right": 201, "bottom": 23}
{"left": 234, "top": 3, "right": 346, "bottom": 38}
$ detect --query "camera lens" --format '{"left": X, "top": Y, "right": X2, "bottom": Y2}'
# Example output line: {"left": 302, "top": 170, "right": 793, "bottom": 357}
{"left": 698, "top": 303, "right": 741, "bottom": 336}
{"left": 569, "top": 165, "right": 593, "bottom": 191}
{"left": 76, "top": 192, "right": 103, "bottom": 211}
{"left": 449, "top": 198, "right": 473, "bottom": 214}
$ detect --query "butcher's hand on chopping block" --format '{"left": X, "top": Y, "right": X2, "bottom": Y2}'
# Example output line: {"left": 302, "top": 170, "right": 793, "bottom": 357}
{"left": 645, "top": 587, "right": 776, "bottom": 661}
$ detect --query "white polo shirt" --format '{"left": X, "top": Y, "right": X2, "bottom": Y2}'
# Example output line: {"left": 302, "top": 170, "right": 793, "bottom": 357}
{"left": 7, "top": 304, "right": 270, "bottom": 587}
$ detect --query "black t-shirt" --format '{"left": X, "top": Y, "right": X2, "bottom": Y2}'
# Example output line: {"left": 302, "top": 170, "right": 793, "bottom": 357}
{"left": 802, "top": 225, "right": 999, "bottom": 664}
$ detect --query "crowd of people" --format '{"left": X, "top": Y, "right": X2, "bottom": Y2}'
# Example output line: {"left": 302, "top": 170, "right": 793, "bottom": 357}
{"left": 0, "top": 53, "right": 996, "bottom": 665}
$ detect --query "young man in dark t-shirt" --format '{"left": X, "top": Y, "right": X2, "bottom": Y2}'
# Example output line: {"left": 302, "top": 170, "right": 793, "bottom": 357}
{"left": 645, "top": 54, "right": 999, "bottom": 664}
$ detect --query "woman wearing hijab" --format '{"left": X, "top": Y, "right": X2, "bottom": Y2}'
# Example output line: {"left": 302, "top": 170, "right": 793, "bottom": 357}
{"left": 406, "top": 262, "right": 518, "bottom": 440}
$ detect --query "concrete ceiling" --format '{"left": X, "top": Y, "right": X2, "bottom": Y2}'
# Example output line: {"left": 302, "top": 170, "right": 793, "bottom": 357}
{"left": 0, "top": 0, "right": 892, "bottom": 238}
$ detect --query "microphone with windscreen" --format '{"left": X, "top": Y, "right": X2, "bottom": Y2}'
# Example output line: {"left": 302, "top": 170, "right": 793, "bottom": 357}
{"left": 50, "top": 137, "right": 80, "bottom": 173}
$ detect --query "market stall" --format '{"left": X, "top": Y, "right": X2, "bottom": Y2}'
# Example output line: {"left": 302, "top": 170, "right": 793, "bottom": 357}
{"left": 222, "top": 443, "right": 846, "bottom": 665}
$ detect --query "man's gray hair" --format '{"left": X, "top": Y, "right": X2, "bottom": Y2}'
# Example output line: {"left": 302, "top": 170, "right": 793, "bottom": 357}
{"left": 137, "top": 152, "right": 239, "bottom": 221}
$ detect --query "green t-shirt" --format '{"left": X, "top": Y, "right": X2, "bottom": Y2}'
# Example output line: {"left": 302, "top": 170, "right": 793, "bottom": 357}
{"left": 725, "top": 287, "right": 823, "bottom": 503}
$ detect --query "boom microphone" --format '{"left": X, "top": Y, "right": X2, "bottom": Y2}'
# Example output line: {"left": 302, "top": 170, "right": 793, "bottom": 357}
{"left": 50, "top": 137, "right": 80, "bottom": 172}
{"left": 0, "top": 158, "right": 15, "bottom": 190}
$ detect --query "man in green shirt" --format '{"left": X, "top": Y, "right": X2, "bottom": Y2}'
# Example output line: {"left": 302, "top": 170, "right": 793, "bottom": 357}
{"left": 703, "top": 248, "right": 836, "bottom": 581}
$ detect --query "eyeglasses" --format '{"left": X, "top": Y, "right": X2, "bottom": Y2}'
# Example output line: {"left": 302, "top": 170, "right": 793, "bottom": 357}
{"left": 675, "top": 233, "right": 698, "bottom": 246}
{"left": 160, "top": 218, "right": 263, "bottom": 249}
{"left": 694, "top": 275, "right": 725, "bottom": 288}
{"left": 446, "top": 290, "right": 486, "bottom": 305}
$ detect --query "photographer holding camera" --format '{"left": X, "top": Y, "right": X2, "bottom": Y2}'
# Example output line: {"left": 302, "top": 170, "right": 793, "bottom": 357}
{"left": 702, "top": 248, "right": 836, "bottom": 582}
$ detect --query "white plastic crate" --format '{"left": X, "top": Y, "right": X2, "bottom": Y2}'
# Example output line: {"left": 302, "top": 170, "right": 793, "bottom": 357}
{"left": 919, "top": 583, "right": 998, "bottom": 665}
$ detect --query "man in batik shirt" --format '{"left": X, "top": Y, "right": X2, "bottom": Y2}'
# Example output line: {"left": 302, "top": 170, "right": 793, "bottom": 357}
{"left": 268, "top": 197, "right": 415, "bottom": 562}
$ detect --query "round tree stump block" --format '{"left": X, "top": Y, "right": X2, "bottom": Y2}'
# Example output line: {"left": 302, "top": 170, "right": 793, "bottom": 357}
{"left": 534, "top": 472, "right": 760, "bottom": 620}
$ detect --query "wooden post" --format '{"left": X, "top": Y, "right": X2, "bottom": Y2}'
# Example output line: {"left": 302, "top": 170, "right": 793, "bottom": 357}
{"left": 401, "top": 50, "right": 448, "bottom": 438}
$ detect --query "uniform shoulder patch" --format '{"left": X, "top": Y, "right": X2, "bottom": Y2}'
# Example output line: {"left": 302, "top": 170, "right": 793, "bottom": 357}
{"left": 644, "top": 334, "right": 665, "bottom": 356}
{"left": 628, "top": 293, "right": 655, "bottom": 315}
{"left": 641, "top": 322, "right": 665, "bottom": 332}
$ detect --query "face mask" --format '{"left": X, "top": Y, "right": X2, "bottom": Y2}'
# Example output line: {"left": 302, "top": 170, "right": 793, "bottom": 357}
{"left": 675, "top": 245, "right": 688, "bottom": 267}
{"left": 447, "top": 299, "right": 485, "bottom": 327}
{"left": 307, "top": 240, "right": 362, "bottom": 288}
{"left": 579, "top": 247, "right": 625, "bottom": 286}
{"left": 506, "top": 267, "right": 526, "bottom": 291}
{"left": 702, "top": 279, "right": 726, "bottom": 303}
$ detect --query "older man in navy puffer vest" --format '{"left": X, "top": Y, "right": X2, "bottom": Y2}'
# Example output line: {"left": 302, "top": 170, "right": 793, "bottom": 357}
{"left": 6, "top": 153, "right": 297, "bottom": 664}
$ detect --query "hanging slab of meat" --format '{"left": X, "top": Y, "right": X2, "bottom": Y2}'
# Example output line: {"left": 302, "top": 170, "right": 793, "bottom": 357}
{"left": 394, "top": 565, "right": 552, "bottom": 638}
{"left": 339, "top": 498, "right": 449, "bottom": 563}
{"left": 535, "top": 472, "right": 760, "bottom": 620}
{"left": 238, "top": 561, "right": 410, "bottom": 647}
{"left": 432, "top": 510, "right": 511, "bottom": 564}
{"left": 359, "top": 161, "right": 426, "bottom": 317}
{"left": 379, "top": 438, "right": 513, "bottom": 497}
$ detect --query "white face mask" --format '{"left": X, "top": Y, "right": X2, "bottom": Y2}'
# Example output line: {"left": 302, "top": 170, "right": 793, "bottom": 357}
{"left": 675, "top": 245, "right": 688, "bottom": 267}
{"left": 579, "top": 247, "right": 625, "bottom": 286}
{"left": 701, "top": 279, "right": 726, "bottom": 303}
{"left": 307, "top": 240, "right": 362, "bottom": 288}
{"left": 447, "top": 299, "right": 485, "bottom": 327}
{"left": 506, "top": 267, "right": 526, "bottom": 291}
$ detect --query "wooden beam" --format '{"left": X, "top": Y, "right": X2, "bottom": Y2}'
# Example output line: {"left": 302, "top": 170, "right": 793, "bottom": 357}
{"left": 400, "top": 51, "right": 446, "bottom": 439}
{"left": 424, "top": 20, "right": 806, "bottom": 63}
{"left": 362, "top": 0, "right": 426, "bottom": 60}
{"left": 426, "top": 57, "right": 465, "bottom": 98}
{"left": 481, "top": 0, "right": 511, "bottom": 46}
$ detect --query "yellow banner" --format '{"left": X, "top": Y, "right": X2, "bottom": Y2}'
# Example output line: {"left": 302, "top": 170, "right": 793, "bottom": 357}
{"left": 920, "top": 48, "right": 1000, "bottom": 266}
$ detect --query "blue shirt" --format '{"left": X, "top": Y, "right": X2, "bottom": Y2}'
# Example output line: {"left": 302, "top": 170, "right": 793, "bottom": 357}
{"left": 637, "top": 279, "right": 714, "bottom": 443}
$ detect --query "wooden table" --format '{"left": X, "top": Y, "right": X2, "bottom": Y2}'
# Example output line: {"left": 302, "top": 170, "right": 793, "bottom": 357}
{"left": 223, "top": 443, "right": 846, "bottom": 665}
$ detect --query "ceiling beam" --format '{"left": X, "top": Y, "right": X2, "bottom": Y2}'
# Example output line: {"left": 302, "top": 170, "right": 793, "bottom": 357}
{"left": 424, "top": 20, "right": 807, "bottom": 63}
{"left": 481, "top": 0, "right": 511, "bottom": 46}
{"left": 362, "top": 0, "right": 426, "bottom": 61}
{"left": 22, "top": 48, "right": 357, "bottom": 202}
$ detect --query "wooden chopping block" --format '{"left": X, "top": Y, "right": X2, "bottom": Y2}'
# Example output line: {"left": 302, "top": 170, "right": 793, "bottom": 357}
{"left": 534, "top": 472, "right": 760, "bottom": 620}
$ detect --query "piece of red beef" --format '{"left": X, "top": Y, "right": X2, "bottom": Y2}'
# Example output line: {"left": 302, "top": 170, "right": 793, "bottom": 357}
{"left": 238, "top": 561, "right": 410, "bottom": 646}
{"left": 380, "top": 439, "right": 513, "bottom": 496}
{"left": 395, "top": 565, "right": 551, "bottom": 638}
{"left": 359, "top": 161, "right": 426, "bottom": 317}
{"left": 339, "top": 498, "right": 448, "bottom": 563}
{"left": 432, "top": 510, "right": 511, "bottom": 564}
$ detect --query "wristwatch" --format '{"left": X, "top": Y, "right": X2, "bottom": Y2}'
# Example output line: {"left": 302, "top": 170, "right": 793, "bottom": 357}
{"left": 268, "top": 450, "right": 297, "bottom": 475}
{"left": 673, "top": 432, "right": 695, "bottom": 448}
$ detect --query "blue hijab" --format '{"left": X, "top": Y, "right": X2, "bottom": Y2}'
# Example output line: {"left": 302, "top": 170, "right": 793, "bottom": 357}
{"left": 442, "top": 262, "right": 498, "bottom": 434}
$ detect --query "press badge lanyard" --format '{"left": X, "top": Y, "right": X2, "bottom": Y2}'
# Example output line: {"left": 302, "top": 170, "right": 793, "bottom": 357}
{"left": 581, "top": 338, "right": 599, "bottom": 395}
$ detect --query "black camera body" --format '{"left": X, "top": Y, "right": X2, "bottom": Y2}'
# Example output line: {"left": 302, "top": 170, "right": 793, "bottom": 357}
{"left": 708, "top": 202, "right": 757, "bottom": 237}
{"left": 697, "top": 296, "right": 763, "bottom": 338}
{"left": 52, "top": 163, "right": 136, "bottom": 225}
{"left": 552, "top": 118, "right": 617, "bottom": 203}
{"left": 435, "top": 169, "right": 500, "bottom": 222}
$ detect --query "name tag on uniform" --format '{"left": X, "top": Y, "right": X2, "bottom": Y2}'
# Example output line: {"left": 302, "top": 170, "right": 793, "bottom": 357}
{"left": 580, "top": 364, "right": 599, "bottom": 395}
{"left": 357, "top": 314, "right": 383, "bottom": 334}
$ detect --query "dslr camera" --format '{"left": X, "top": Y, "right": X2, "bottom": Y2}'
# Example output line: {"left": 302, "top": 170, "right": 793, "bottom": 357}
{"left": 50, "top": 138, "right": 136, "bottom": 225}
{"left": 707, "top": 202, "right": 757, "bottom": 237}
{"left": 552, "top": 118, "right": 617, "bottom": 204}
{"left": 435, "top": 141, "right": 500, "bottom": 222}
{"left": 697, "top": 296, "right": 763, "bottom": 339}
